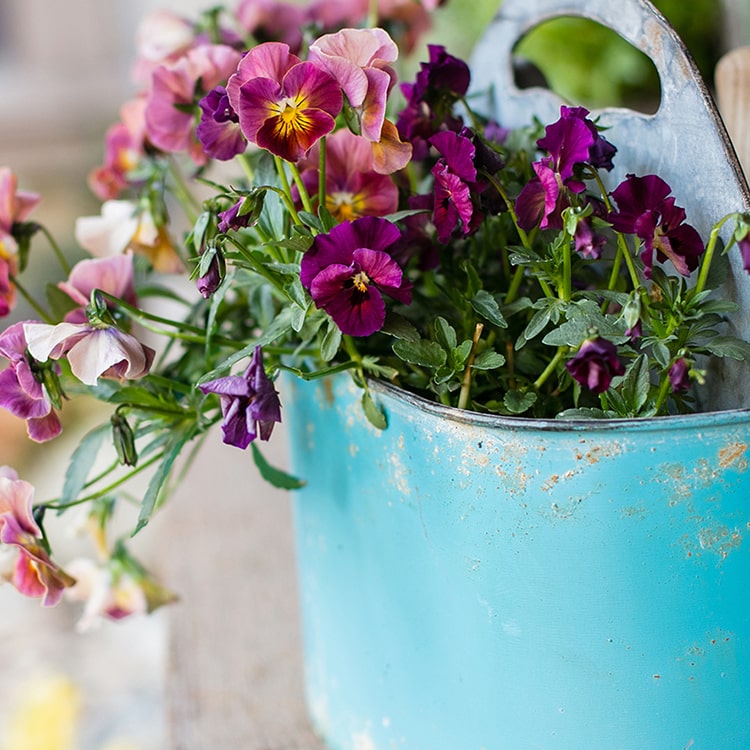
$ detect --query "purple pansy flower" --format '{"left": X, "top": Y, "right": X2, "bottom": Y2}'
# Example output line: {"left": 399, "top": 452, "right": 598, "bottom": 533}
{"left": 669, "top": 358, "right": 691, "bottom": 392}
{"left": 198, "top": 345, "right": 281, "bottom": 449}
{"left": 196, "top": 85, "right": 247, "bottom": 161}
{"left": 429, "top": 129, "right": 483, "bottom": 243}
{"left": 608, "top": 174, "right": 705, "bottom": 278}
{"left": 300, "top": 216, "right": 412, "bottom": 337}
{"left": 565, "top": 337, "right": 625, "bottom": 394}
{"left": 516, "top": 106, "right": 616, "bottom": 231}
{"left": 0, "top": 322, "right": 62, "bottom": 442}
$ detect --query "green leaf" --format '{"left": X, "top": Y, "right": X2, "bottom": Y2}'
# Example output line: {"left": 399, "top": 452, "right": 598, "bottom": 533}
{"left": 362, "top": 390, "right": 388, "bottom": 430}
{"left": 471, "top": 290, "right": 507, "bottom": 328}
{"left": 61, "top": 424, "right": 109, "bottom": 502}
{"left": 504, "top": 390, "right": 537, "bottom": 414}
{"left": 251, "top": 443, "right": 306, "bottom": 489}
{"left": 392, "top": 338, "right": 447, "bottom": 368}
{"left": 519, "top": 306, "right": 552, "bottom": 346}
{"left": 472, "top": 349, "right": 506, "bottom": 370}
{"left": 380, "top": 313, "right": 420, "bottom": 341}
{"left": 618, "top": 354, "right": 650, "bottom": 412}
{"left": 451, "top": 340, "right": 473, "bottom": 369}
{"left": 320, "top": 319, "right": 342, "bottom": 362}
{"left": 135, "top": 424, "right": 195, "bottom": 534}
{"left": 434, "top": 317, "right": 457, "bottom": 350}
{"left": 704, "top": 336, "right": 750, "bottom": 361}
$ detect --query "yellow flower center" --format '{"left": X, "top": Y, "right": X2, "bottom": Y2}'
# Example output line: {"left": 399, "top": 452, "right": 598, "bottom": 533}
{"left": 352, "top": 270, "right": 371, "bottom": 292}
{"left": 328, "top": 191, "right": 358, "bottom": 222}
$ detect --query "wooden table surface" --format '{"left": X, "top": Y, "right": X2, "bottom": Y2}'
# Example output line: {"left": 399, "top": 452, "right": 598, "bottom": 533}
{"left": 160, "top": 425, "right": 326, "bottom": 749}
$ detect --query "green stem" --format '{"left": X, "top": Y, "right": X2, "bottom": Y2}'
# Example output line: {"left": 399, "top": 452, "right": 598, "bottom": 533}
{"left": 693, "top": 214, "right": 732, "bottom": 298}
{"left": 318, "top": 136, "right": 327, "bottom": 214}
{"left": 533, "top": 346, "right": 566, "bottom": 391}
{"left": 39, "top": 225, "right": 71, "bottom": 275}
{"left": 653, "top": 371, "right": 672, "bottom": 414}
{"left": 458, "top": 323, "right": 483, "bottom": 410}
{"left": 9, "top": 275, "right": 54, "bottom": 323}
{"left": 44, "top": 452, "right": 165, "bottom": 510}
{"left": 168, "top": 158, "right": 201, "bottom": 224}
{"left": 238, "top": 153, "right": 255, "bottom": 184}
{"left": 366, "top": 0, "right": 378, "bottom": 27}
{"left": 288, "top": 161, "right": 314, "bottom": 215}
{"left": 273, "top": 156, "right": 304, "bottom": 226}
{"left": 505, "top": 266, "right": 525, "bottom": 305}
{"left": 561, "top": 235, "right": 572, "bottom": 301}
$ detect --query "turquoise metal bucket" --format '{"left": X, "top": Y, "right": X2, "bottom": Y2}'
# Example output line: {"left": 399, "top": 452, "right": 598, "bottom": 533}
{"left": 284, "top": 373, "right": 750, "bottom": 749}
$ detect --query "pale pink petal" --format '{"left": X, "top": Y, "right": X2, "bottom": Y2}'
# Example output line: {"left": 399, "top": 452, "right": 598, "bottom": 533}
{"left": 0, "top": 475, "right": 38, "bottom": 536}
{"left": 24, "top": 321, "right": 89, "bottom": 363}
{"left": 66, "top": 329, "right": 153, "bottom": 386}
{"left": 75, "top": 200, "right": 139, "bottom": 257}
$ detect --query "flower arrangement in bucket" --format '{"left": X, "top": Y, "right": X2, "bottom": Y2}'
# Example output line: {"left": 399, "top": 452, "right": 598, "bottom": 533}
{"left": 0, "top": 0, "right": 749, "bottom": 626}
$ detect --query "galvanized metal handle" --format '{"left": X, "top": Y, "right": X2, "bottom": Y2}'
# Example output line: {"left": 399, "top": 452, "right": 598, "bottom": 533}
{"left": 468, "top": 0, "right": 750, "bottom": 411}
{"left": 469, "top": 0, "right": 750, "bottom": 235}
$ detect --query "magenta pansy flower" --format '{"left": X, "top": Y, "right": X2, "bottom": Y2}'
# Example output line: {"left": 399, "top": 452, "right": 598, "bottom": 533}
{"left": 234, "top": 0, "right": 307, "bottom": 55}
{"left": 0, "top": 322, "right": 62, "bottom": 442}
{"left": 608, "top": 173, "right": 704, "bottom": 278}
{"left": 24, "top": 321, "right": 155, "bottom": 388}
{"left": 297, "top": 128, "right": 398, "bottom": 221}
{"left": 0, "top": 468, "right": 76, "bottom": 606}
{"left": 566, "top": 337, "right": 625, "bottom": 394}
{"left": 230, "top": 42, "right": 343, "bottom": 163}
{"left": 300, "top": 216, "right": 411, "bottom": 336}
{"left": 308, "top": 27, "right": 398, "bottom": 142}
{"left": 198, "top": 345, "right": 282, "bottom": 449}
{"left": 144, "top": 44, "right": 242, "bottom": 164}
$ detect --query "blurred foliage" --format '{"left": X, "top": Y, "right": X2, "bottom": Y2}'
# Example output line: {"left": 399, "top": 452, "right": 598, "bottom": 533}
{"left": 513, "top": 0, "right": 724, "bottom": 110}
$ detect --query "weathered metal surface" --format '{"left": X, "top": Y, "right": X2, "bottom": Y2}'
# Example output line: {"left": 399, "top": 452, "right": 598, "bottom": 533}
{"left": 469, "top": 0, "right": 750, "bottom": 411}
{"left": 286, "top": 373, "right": 750, "bottom": 750}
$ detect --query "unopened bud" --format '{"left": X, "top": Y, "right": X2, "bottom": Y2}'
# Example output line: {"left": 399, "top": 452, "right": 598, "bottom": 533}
{"left": 112, "top": 412, "right": 138, "bottom": 467}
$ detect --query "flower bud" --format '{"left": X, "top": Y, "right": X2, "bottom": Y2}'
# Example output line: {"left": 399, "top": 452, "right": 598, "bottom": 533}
{"left": 111, "top": 412, "right": 138, "bottom": 466}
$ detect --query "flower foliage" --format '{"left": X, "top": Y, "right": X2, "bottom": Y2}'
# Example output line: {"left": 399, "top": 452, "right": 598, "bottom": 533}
{"left": 1, "top": 0, "right": 750, "bottom": 621}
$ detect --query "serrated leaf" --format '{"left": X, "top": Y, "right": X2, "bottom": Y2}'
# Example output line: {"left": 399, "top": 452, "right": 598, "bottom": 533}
{"left": 251, "top": 442, "right": 306, "bottom": 489}
{"left": 504, "top": 390, "right": 537, "bottom": 414}
{"left": 381, "top": 314, "right": 420, "bottom": 341}
{"left": 471, "top": 290, "right": 507, "bottom": 328}
{"left": 434, "top": 317, "right": 457, "bottom": 350}
{"left": 619, "top": 354, "right": 650, "bottom": 412}
{"left": 362, "top": 390, "right": 388, "bottom": 430}
{"left": 704, "top": 336, "right": 750, "bottom": 361}
{"left": 472, "top": 349, "right": 506, "bottom": 369}
{"left": 451, "top": 340, "right": 473, "bottom": 368}
{"left": 392, "top": 338, "right": 447, "bottom": 368}
{"left": 60, "top": 424, "right": 109, "bottom": 502}
{"left": 320, "top": 319, "right": 342, "bottom": 362}
{"left": 519, "top": 307, "right": 552, "bottom": 346}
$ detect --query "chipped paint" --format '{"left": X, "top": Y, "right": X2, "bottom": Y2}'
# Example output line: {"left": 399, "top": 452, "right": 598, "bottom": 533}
{"left": 718, "top": 442, "right": 749, "bottom": 470}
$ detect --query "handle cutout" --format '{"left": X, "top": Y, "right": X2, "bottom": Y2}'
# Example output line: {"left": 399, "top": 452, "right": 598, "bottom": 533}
{"left": 513, "top": 17, "right": 661, "bottom": 114}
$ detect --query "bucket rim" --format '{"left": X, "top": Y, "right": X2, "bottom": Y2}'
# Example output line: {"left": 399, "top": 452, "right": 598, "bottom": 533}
{"left": 366, "top": 376, "right": 750, "bottom": 434}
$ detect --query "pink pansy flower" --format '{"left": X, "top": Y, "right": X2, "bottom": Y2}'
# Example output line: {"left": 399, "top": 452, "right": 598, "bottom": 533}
{"left": 88, "top": 97, "right": 148, "bottom": 201}
{"left": 308, "top": 27, "right": 398, "bottom": 143}
{"left": 297, "top": 128, "right": 398, "bottom": 221}
{"left": 144, "top": 44, "right": 243, "bottom": 164}
{"left": 229, "top": 42, "right": 343, "bottom": 163}
{"left": 57, "top": 254, "right": 137, "bottom": 324}
{"left": 234, "top": 0, "right": 307, "bottom": 55}
{"left": 0, "top": 321, "right": 62, "bottom": 442}
{"left": 0, "top": 467, "right": 76, "bottom": 606}
{"left": 75, "top": 200, "right": 183, "bottom": 273}
{"left": 131, "top": 9, "right": 197, "bottom": 85}
{"left": 0, "top": 167, "right": 41, "bottom": 316}
{"left": 24, "top": 321, "right": 155, "bottom": 387}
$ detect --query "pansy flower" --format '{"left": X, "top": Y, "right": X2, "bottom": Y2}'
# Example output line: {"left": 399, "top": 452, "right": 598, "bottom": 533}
{"left": 24, "top": 321, "right": 155, "bottom": 388}
{"left": 228, "top": 42, "right": 343, "bottom": 163}
{"left": 144, "top": 44, "right": 243, "bottom": 164}
{"left": 0, "top": 322, "right": 62, "bottom": 442}
{"left": 308, "top": 27, "right": 398, "bottom": 143}
{"left": 0, "top": 467, "right": 76, "bottom": 606}
{"left": 300, "top": 216, "right": 411, "bottom": 336}
{"left": 516, "top": 106, "right": 616, "bottom": 231}
{"left": 566, "top": 337, "right": 625, "bottom": 394}
{"left": 234, "top": 0, "right": 307, "bottom": 55}
{"left": 199, "top": 345, "right": 282, "bottom": 449}
{"left": 608, "top": 174, "right": 704, "bottom": 278}
{"left": 297, "top": 128, "right": 398, "bottom": 221}
{"left": 196, "top": 85, "right": 247, "bottom": 161}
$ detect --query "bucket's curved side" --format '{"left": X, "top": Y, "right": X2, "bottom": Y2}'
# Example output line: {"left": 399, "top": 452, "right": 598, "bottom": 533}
{"left": 284, "top": 374, "right": 750, "bottom": 749}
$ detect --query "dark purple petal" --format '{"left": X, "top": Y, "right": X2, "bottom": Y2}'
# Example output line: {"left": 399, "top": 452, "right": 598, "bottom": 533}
{"left": 537, "top": 114, "right": 595, "bottom": 184}
{"left": 669, "top": 358, "right": 690, "bottom": 392}
{"left": 429, "top": 130, "right": 477, "bottom": 183}
{"left": 565, "top": 338, "right": 625, "bottom": 394}
{"left": 197, "top": 87, "right": 247, "bottom": 161}
{"left": 739, "top": 235, "right": 750, "bottom": 273}
{"left": 432, "top": 161, "right": 473, "bottom": 243}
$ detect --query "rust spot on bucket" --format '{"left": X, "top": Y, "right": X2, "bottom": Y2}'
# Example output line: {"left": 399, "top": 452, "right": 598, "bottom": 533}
{"left": 718, "top": 442, "right": 748, "bottom": 470}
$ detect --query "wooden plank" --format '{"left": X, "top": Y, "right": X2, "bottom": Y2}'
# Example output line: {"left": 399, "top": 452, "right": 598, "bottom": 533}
{"left": 716, "top": 46, "right": 750, "bottom": 174}
{"left": 158, "top": 425, "right": 325, "bottom": 749}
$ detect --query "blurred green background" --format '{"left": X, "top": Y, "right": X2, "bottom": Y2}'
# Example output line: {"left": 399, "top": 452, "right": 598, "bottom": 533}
{"left": 420, "top": 0, "right": 727, "bottom": 112}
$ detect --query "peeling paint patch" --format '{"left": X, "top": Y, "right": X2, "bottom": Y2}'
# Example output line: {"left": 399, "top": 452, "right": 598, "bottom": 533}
{"left": 352, "top": 730, "right": 376, "bottom": 750}
{"left": 698, "top": 525, "right": 743, "bottom": 559}
{"left": 718, "top": 442, "right": 749, "bottom": 470}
